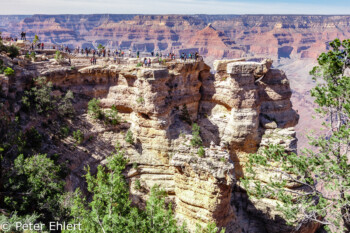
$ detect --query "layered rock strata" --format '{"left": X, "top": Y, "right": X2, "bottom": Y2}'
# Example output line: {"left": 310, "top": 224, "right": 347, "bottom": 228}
{"left": 1, "top": 55, "right": 303, "bottom": 232}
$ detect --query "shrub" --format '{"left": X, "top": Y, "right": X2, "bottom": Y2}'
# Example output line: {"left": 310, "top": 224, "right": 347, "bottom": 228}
{"left": 220, "top": 157, "right": 227, "bottom": 163}
{"left": 180, "top": 104, "right": 192, "bottom": 125}
{"left": 134, "top": 179, "right": 141, "bottom": 190}
{"left": 7, "top": 45, "right": 19, "bottom": 59}
{"left": 73, "top": 130, "right": 84, "bottom": 144}
{"left": 0, "top": 59, "right": 5, "bottom": 74}
{"left": 3, "top": 153, "right": 67, "bottom": 225}
{"left": 190, "top": 123, "right": 202, "bottom": 147}
{"left": 58, "top": 90, "right": 75, "bottom": 117}
{"left": 104, "top": 105, "right": 121, "bottom": 125}
{"left": 21, "top": 77, "right": 75, "bottom": 117}
{"left": 33, "top": 35, "right": 40, "bottom": 44}
{"left": 30, "top": 52, "right": 36, "bottom": 61}
{"left": 197, "top": 146, "right": 205, "bottom": 157}
{"left": 4, "top": 67, "right": 14, "bottom": 76}
{"left": 55, "top": 50, "right": 63, "bottom": 62}
{"left": 25, "top": 127, "right": 42, "bottom": 150}
{"left": 132, "top": 162, "right": 138, "bottom": 169}
{"left": 136, "top": 96, "right": 145, "bottom": 104}
{"left": 136, "top": 62, "right": 142, "bottom": 67}
{"left": 0, "top": 42, "right": 7, "bottom": 53}
{"left": 23, "top": 77, "right": 55, "bottom": 114}
{"left": 87, "top": 98, "right": 103, "bottom": 120}
{"left": 60, "top": 126, "right": 70, "bottom": 138}
{"left": 125, "top": 130, "right": 134, "bottom": 144}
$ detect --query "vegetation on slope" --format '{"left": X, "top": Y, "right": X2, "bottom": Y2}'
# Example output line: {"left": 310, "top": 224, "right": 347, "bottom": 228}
{"left": 241, "top": 38, "right": 350, "bottom": 233}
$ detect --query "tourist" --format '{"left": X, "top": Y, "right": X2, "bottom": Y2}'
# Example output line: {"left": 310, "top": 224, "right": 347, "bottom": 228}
{"left": 137, "top": 51, "right": 140, "bottom": 58}
{"left": 148, "top": 58, "right": 151, "bottom": 67}
{"left": 195, "top": 52, "right": 199, "bottom": 61}
{"left": 151, "top": 51, "right": 154, "bottom": 57}
{"left": 144, "top": 58, "right": 148, "bottom": 67}
{"left": 129, "top": 49, "right": 131, "bottom": 57}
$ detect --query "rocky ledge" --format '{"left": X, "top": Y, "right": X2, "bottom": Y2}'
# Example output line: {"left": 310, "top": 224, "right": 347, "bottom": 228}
{"left": 1, "top": 55, "right": 305, "bottom": 232}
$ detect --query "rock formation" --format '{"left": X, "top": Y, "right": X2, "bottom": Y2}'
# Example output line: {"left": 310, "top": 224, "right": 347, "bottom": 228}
{"left": 1, "top": 49, "right": 307, "bottom": 232}
{"left": 2, "top": 14, "right": 350, "bottom": 60}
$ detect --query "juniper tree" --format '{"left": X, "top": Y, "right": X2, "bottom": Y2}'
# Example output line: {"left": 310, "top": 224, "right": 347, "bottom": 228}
{"left": 66, "top": 148, "right": 188, "bottom": 233}
{"left": 241, "top": 38, "right": 350, "bottom": 232}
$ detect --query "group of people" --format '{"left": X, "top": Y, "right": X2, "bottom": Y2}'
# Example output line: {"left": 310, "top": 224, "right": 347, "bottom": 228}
{"left": 20, "top": 31, "right": 27, "bottom": 41}
{"left": 90, "top": 57, "right": 97, "bottom": 65}
{"left": 143, "top": 57, "right": 152, "bottom": 67}
{"left": 31, "top": 42, "right": 45, "bottom": 50}
{"left": 180, "top": 52, "right": 200, "bottom": 61}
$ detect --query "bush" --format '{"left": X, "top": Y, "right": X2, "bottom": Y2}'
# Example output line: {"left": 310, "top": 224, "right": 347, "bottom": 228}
{"left": 125, "top": 130, "right": 134, "bottom": 144}
{"left": 25, "top": 127, "right": 42, "bottom": 150}
{"left": 134, "top": 179, "right": 141, "bottom": 190}
{"left": 7, "top": 45, "right": 19, "bottom": 59}
{"left": 60, "top": 126, "right": 70, "bottom": 138}
{"left": 22, "top": 77, "right": 55, "bottom": 115}
{"left": 0, "top": 59, "right": 5, "bottom": 74}
{"left": 190, "top": 123, "right": 202, "bottom": 147}
{"left": 73, "top": 130, "right": 84, "bottom": 144}
{"left": 88, "top": 98, "right": 103, "bottom": 120}
{"left": 58, "top": 90, "right": 75, "bottom": 117}
{"left": 136, "top": 62, "right": 142, "bottom": 67}
{"left": 33, "top": 35, "right": 40, "bottom": 44}
{"left": 55, "top": 50, "right": 63, "bottom": 61}
{"left": 180, "top": 104, "right": 192, "bottom": 125}
{"left": 68, "top": 149, "right": 187, "bottom": 232}
{"left": 21, "top": 76, "right": 74, "bottom": 117}
{"left": 104, "top": 105, "right": 121, "bottom": 125}
{"left": 4, "top": 67, "right": 14, "bottom": 76}
{"left": 3, "top": 153, "right": 67, "bottom": 225}
{"left": 136, "top": 96, "right": 145, "bottom": 104}
{"left": 30, "top": 51, "right": 36, "bottom": 61}
{"left": 197, "top": 146, "right": 205, "bottom": 157}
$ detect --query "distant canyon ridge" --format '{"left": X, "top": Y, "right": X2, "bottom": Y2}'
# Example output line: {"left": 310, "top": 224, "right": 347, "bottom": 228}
{"left": 1, "top": 14, "right": 350, "bottom": 60}
{"left": 1, "top": 14, "right": 350, "bottom": 148}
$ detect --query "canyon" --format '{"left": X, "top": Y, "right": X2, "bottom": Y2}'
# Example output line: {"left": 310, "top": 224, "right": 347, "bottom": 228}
{"left": 1, "top": 14, "right": 347, "bottom": 232}
{"left": 2, "top": 14, "right": 350, "bottom": 60}
{"left": 2, "top": 14, "right": 348, "bottom": 148}
{"left": 0, "top": 40, "right": 312, "bottom": 231}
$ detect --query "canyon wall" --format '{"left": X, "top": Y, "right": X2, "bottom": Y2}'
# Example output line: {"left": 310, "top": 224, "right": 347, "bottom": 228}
{"left": 2, "top": 14, "right": 350, "bottom": 60}
{"left": 1, "top": 51, "right": 305, "bottom": 232}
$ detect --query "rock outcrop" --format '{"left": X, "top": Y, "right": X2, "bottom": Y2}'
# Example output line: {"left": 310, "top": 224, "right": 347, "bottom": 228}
{"left": 1, "top": 55, "right": 304, "bottom": 232}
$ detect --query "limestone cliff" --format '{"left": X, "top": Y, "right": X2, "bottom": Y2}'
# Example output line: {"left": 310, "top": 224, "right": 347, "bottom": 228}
{"left": 1, "top": 53, "right": 305, "bottom": 232}
{"left": 3, "top": 14, "right": 350, "bottom": 60}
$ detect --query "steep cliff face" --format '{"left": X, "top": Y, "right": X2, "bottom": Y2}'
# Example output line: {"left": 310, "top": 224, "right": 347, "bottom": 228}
{"left": 1, "top": 51, "right": 304, "bottom": 232}
{"left": 3, "top": 14, "right": 350, "bottom": 60}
